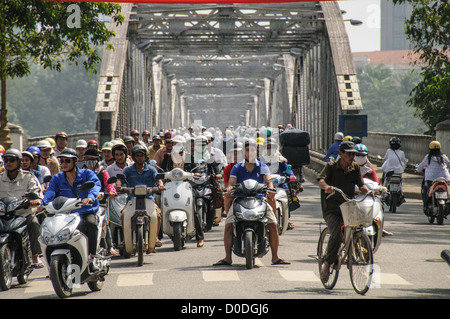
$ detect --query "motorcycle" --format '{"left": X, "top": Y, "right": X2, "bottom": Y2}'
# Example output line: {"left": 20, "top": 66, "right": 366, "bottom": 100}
{"left": 0, "top": 192, "right": 39, "bottom": 291}
{"left": 230, "top": 179, "right": 275, "bottom": 269}
{"left": 39, "top": 181, "right": 110, "bottom": 298}
{"left": 356, "top": 178, "right": 385, "bottom": 254}
{"left": 158, "top": 167, "right": 196, "bottom": 251}
{"left": 191, "top": 165, "right": 215, "bottom": 233}
{"left": 105, "top": 192, "right": 127, "bottom": 256}
{"left": 269, "top": 174, "right": 289, "bottom": 235}
{"left": 108, "top": 174, "right": 159, "bottom": 266}
{"left": 424, "top": 177, "right": 449, "bottom": 225}
{"left": 383, "top": 171, "right": 403, "bottom": 213}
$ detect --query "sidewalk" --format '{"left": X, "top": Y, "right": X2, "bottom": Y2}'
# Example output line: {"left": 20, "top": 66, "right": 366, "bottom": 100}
{"left": 303, "top": 156, "right": 423, "bottom": 200}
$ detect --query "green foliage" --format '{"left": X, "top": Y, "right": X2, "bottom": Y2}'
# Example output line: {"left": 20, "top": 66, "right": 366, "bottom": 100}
{"left": 0, "top": 0, "right": 123, "bottom": 78}
{"left": 6, "top": 62, "right": 99, "bottom": 140}
{"left": 392, "top": 0, "right": 450, "bottom": 135}
{"left": 357, "top": 64, "right": 427, "bottom": 134}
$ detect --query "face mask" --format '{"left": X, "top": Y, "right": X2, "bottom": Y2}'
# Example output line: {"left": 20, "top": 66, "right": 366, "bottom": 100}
{"left": 355, "top": 155, "right": 367, "bottom": 166}
{"left": 85, "top": 159, "right": 98, "bottom": 169}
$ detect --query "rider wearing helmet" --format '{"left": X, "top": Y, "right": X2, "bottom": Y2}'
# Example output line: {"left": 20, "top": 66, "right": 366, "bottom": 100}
{"left": 106, "top": 142, "right": 132, "bottom": 178}
{"left": 0, "top": 149, "right": 43, "bottom": 267}
{"left": 39, "top": 148, "right": 102, "bottom": 272}
{"left": 381, "top": 137, "right": 407, "bottom": 183}
{"left": 324, "top": 132, "right": 344, "bottom": 162}
{"left": 355, "top": 144, "right": 379, "bottom": 183}
{"left": 153, "top": 131, "right": 184, "bottom": 171}
{"left": 120, "top": 145, "right": 165, "bottom": 249}
{"left": 26, "top": 146, "right": 51, "bottom": 183}
{"left": 36, "top": 140, "right": 60, "bottom": 176}
{"left": 417, "top": 141, "right": 450, "bottom": 211}
{"left": 142, "top": 130, "right": 151, "bottom": 147}
{"left": 54, "top": 132, "right": 68, "bottom": 157}
{"left": 99, "top": 141, "right": 115, "bottom": 168}
{"left": 21, "top": 151, "right": 44, "bottom": 187}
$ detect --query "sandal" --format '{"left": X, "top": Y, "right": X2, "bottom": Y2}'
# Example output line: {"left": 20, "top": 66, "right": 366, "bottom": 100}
{"left": 271, "top": 259, "right": 290, "bottom": 265}
{"left": 213, "top": 259, "right": 232, "bottom": 266}
{"left": 287, "top": 221, "right": 295, "bottom": 230}
{"left": 33, "top": 261, "right": 44, "bottom": 269}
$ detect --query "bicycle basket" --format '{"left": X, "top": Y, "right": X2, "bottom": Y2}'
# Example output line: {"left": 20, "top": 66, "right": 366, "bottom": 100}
{"left": 340, "top": 200, "right": 373, "bottom": 227}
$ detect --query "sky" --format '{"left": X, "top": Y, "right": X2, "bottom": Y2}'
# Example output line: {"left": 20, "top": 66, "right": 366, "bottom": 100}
{"left": 337, "top": 0, "right": 381, "bottom": 52}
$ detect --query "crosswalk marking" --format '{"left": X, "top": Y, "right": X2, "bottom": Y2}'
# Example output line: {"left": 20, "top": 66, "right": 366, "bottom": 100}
{"left": 117, "top": 273, "right": 154, "bottom": 286}
{"left": 279, "top": 270, "right": 320, "bottom": 282}
{"left": 202, "top": 270, "right": 240, "bottom": 282}
{"left": 24, "top": 278, "right": 54, "bottom": 294}
{"left": 372, "top": 273, "right": 412, "bottom": 286}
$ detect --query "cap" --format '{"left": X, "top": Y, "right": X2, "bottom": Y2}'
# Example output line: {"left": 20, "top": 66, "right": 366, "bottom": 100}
{"left": 339, "top": 141, "right": 357, "bottom": 153}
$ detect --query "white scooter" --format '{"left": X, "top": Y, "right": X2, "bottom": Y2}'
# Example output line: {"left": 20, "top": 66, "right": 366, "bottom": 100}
{"left": 270, "top": 174, "right": 289, "bottom": 235}
{"left": 355, "top": 178, "right": 385, "bottom": 253}
{"left": 158, "top": 167, "right": 196, "bottom": 251}
{"left": 39, "top": 181, "right": 110, "bottom": 298}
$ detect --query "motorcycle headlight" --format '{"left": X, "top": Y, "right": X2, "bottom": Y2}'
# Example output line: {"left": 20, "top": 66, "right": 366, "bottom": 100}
{"left": 7, "top": 200, "right": 21, "bottom": 213}
{"left": 0, "top": 202, "right": 6, "bottom": 215}
{"left": 134, "top": 185, "right": 148, "bottom": 196}
{"left": 236, "top": 210, "right": 265, "bottom": 221}
{"left": 40, "top": 217, "right": 79, "bottom": 245}
{"left": 171, "top": 169, "right": 184, "bottom": 181}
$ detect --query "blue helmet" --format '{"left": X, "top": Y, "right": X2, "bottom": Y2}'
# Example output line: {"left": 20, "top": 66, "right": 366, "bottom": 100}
{"left": 355, "top": 144, "right": 368, "bottom": 156}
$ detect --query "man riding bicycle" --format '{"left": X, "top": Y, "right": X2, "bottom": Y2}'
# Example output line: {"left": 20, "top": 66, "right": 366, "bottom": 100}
{"left": 317, "top": 141, "right": 371, "bottom": 283}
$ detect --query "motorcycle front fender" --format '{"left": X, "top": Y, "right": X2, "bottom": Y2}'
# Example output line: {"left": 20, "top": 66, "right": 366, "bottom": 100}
{"left": 50, "top": 248, "right": 72, "bottom": 263}
{"left": 0, "top": 233, "right": 9, "bottom": 244}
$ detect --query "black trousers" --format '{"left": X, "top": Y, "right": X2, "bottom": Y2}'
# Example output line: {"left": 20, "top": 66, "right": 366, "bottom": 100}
{"left": 323, "top": 209, "right": 344, "bottom": 265}
{"left": 77, "top": 213, "right": 98, "bottom": 256}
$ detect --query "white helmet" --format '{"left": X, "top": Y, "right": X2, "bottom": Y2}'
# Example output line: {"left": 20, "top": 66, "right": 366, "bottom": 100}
{"left": 76, "top": 139, "right": 88, "bottom": 148}
{"left": 172, "top": 135, "right": 186, "bottom": 144}
{"left": 36, "top": 140, "right": 52, "bottom": 149}
{"left": 334, "top": 132, "right": 344, "bottom": 141}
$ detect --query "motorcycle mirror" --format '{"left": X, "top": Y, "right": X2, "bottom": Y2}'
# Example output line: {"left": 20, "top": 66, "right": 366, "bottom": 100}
{"left": 107, "top": 176, "right": 117, "bottom": 184}
{"left": 80, "top": 181, "right": 95, "bottom": 192}
{"left": 43, "top": 175, "right": 52, "bottom": 184}
{"left": 24, "top": 192, "right": 40, "bottom": 200}
{"left": 155, "top": 173, "right": 165, "bottom": 180}
{"left": 149, "top": 160, "right": 157, "bottom": 166}
{"left": 116, "top": 173, "right": 126, "bottom": 181}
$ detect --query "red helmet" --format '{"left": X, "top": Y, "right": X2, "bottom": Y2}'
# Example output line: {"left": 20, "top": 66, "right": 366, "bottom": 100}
{"left": 87, "top": 140, "right": 98, "bottom": 147}
{"left": 55, "top": 131, "right": 68, "bottom": 140}
{"left": 164, "top": 131, "right": 175, "bottom": 141}
{"left": 142, "top": 130, "right": 150, "bottom": 135}
{"left": 130, "top": 129, "right": 139, "bottom": 136}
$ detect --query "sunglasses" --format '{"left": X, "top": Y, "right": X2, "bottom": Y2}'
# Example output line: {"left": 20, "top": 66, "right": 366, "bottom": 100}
{"left": 59, "top": 158, "right": 73, "bottom": 164}
{"left": 4, "top": 158, "right": 18, "bottom": 163}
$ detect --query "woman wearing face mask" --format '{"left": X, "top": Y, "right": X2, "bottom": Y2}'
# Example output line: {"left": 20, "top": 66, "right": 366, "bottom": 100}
{"left": 354, "top": 144, "right": 379, "bottom": 183}
{"left": 83, "top": 148, "right": 118, "bottom": 256}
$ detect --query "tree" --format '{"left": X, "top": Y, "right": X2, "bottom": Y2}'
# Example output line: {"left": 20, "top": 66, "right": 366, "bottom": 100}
{"left": 392, "top": 0, "right": 450, "bottom": 135}
{"left": 0, "top": 0, "right": 123, "bottom": 147}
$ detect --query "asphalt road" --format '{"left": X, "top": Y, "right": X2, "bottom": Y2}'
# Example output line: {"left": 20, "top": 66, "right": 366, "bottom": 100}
{"left": 2, "top": 177, "right": 450, "bottom": 303}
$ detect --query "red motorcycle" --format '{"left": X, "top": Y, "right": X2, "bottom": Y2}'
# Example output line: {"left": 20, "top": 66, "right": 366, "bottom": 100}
{"left": 425, "top": 177, "right": 449, "bottom": 225}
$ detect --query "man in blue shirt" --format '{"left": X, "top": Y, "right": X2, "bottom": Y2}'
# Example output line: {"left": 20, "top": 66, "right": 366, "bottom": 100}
{"left": 214, "top": 139, "right": 290, "bottom": 266}
{"left": 40, "top": 148, "right": 102, "bottom": 272}
{"left": 119, "top": 145, "right": 165, "bottom": 247}
{"left": 323, "top": 132, "right": 344, "bottom": 162}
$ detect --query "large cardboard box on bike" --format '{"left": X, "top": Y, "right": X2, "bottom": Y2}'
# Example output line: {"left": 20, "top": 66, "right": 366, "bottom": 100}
{"left": 279, "top": 129, "right": 310, "bottom": 165}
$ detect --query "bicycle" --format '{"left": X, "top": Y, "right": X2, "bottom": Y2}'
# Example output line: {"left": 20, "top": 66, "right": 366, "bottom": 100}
{"left": 317, "top": 187, "right": 374, "bottom": 295}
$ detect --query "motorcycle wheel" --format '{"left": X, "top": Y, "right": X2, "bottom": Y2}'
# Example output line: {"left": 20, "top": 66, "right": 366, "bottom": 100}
{"left": 389, "top": 193, "right": 398, "bottom": 213}
{"left": 49, "top": 255, "right": 72, "bottom": 298}
{"left": 137, "top": 224, "right": 144, "bottom": 267}
{"left": 437, "top": 204, "right": 445, "bottom": 225}
{"left": 173, "top": 222, "right": 183, "bottom": 251}
{"left": 0, "top": 244, "right": 13, "bottom": 291}
{"left": 244, "top": 231, "right": 254, "bottom": 269}
{"left": 88, "top": 278, "right": 104, "bottom": 292}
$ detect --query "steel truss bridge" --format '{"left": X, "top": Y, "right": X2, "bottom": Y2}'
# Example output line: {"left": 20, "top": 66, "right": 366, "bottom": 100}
{"left": 95, "top": 1, "right": 362, "bottom": 151}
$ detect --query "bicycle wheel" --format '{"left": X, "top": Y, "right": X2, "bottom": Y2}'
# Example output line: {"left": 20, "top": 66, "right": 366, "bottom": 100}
{"left": 348, "top": 231, "right": 373, "bottom": 295}
{"left": 317, "top": 227, "right": 339, "bottom": 289}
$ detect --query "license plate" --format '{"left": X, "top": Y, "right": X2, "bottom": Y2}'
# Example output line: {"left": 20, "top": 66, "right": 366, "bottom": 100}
{"left": 435, "top": 192, "right": 448, "bottom": 199}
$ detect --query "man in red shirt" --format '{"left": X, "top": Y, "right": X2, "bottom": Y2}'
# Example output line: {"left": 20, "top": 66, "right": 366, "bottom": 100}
{"left": 222, "top": 142, "right": 243, "bottom": 214}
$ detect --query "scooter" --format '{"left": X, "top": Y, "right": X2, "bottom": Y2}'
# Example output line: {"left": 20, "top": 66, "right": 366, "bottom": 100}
{"left": 269, "top": 174, "right": 289, "bottom": 235}
{"left": 39, "top": 181, "right": 110, "bottom": 298}
{"left": 106, "top": 193, "right": 127, "bottom": 256}
{"left": 158, "top": 168, "right": 196, "bottom": 251}
{"left": 231, "top": 179, "right": 275, "bottom": 269}
{"left": 191, "top": 169, "right": 214, "bottom": 233}
{"left": 383, "top": 171, "right": 403, "bottom": 213}
{"left": 357, "top": 178, "right": 385, "bottom": 254}
{"left": 108, "top": 174, "right": 159, "bottom": 266}
{"left": 425, "top": 177, "right": 449, "bottom": 225}
{"left": 0, "top": 192, "right": 39, "bottom": 290}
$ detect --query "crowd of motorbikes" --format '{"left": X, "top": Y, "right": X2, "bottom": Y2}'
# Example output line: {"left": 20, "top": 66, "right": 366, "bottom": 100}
{"left": 1, "top": 130, "right": 449, "bottom": 298}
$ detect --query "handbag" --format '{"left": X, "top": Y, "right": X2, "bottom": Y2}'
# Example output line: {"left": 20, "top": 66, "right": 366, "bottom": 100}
{"left": 210, "top": 178, "right": 224, "bottom": 209}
